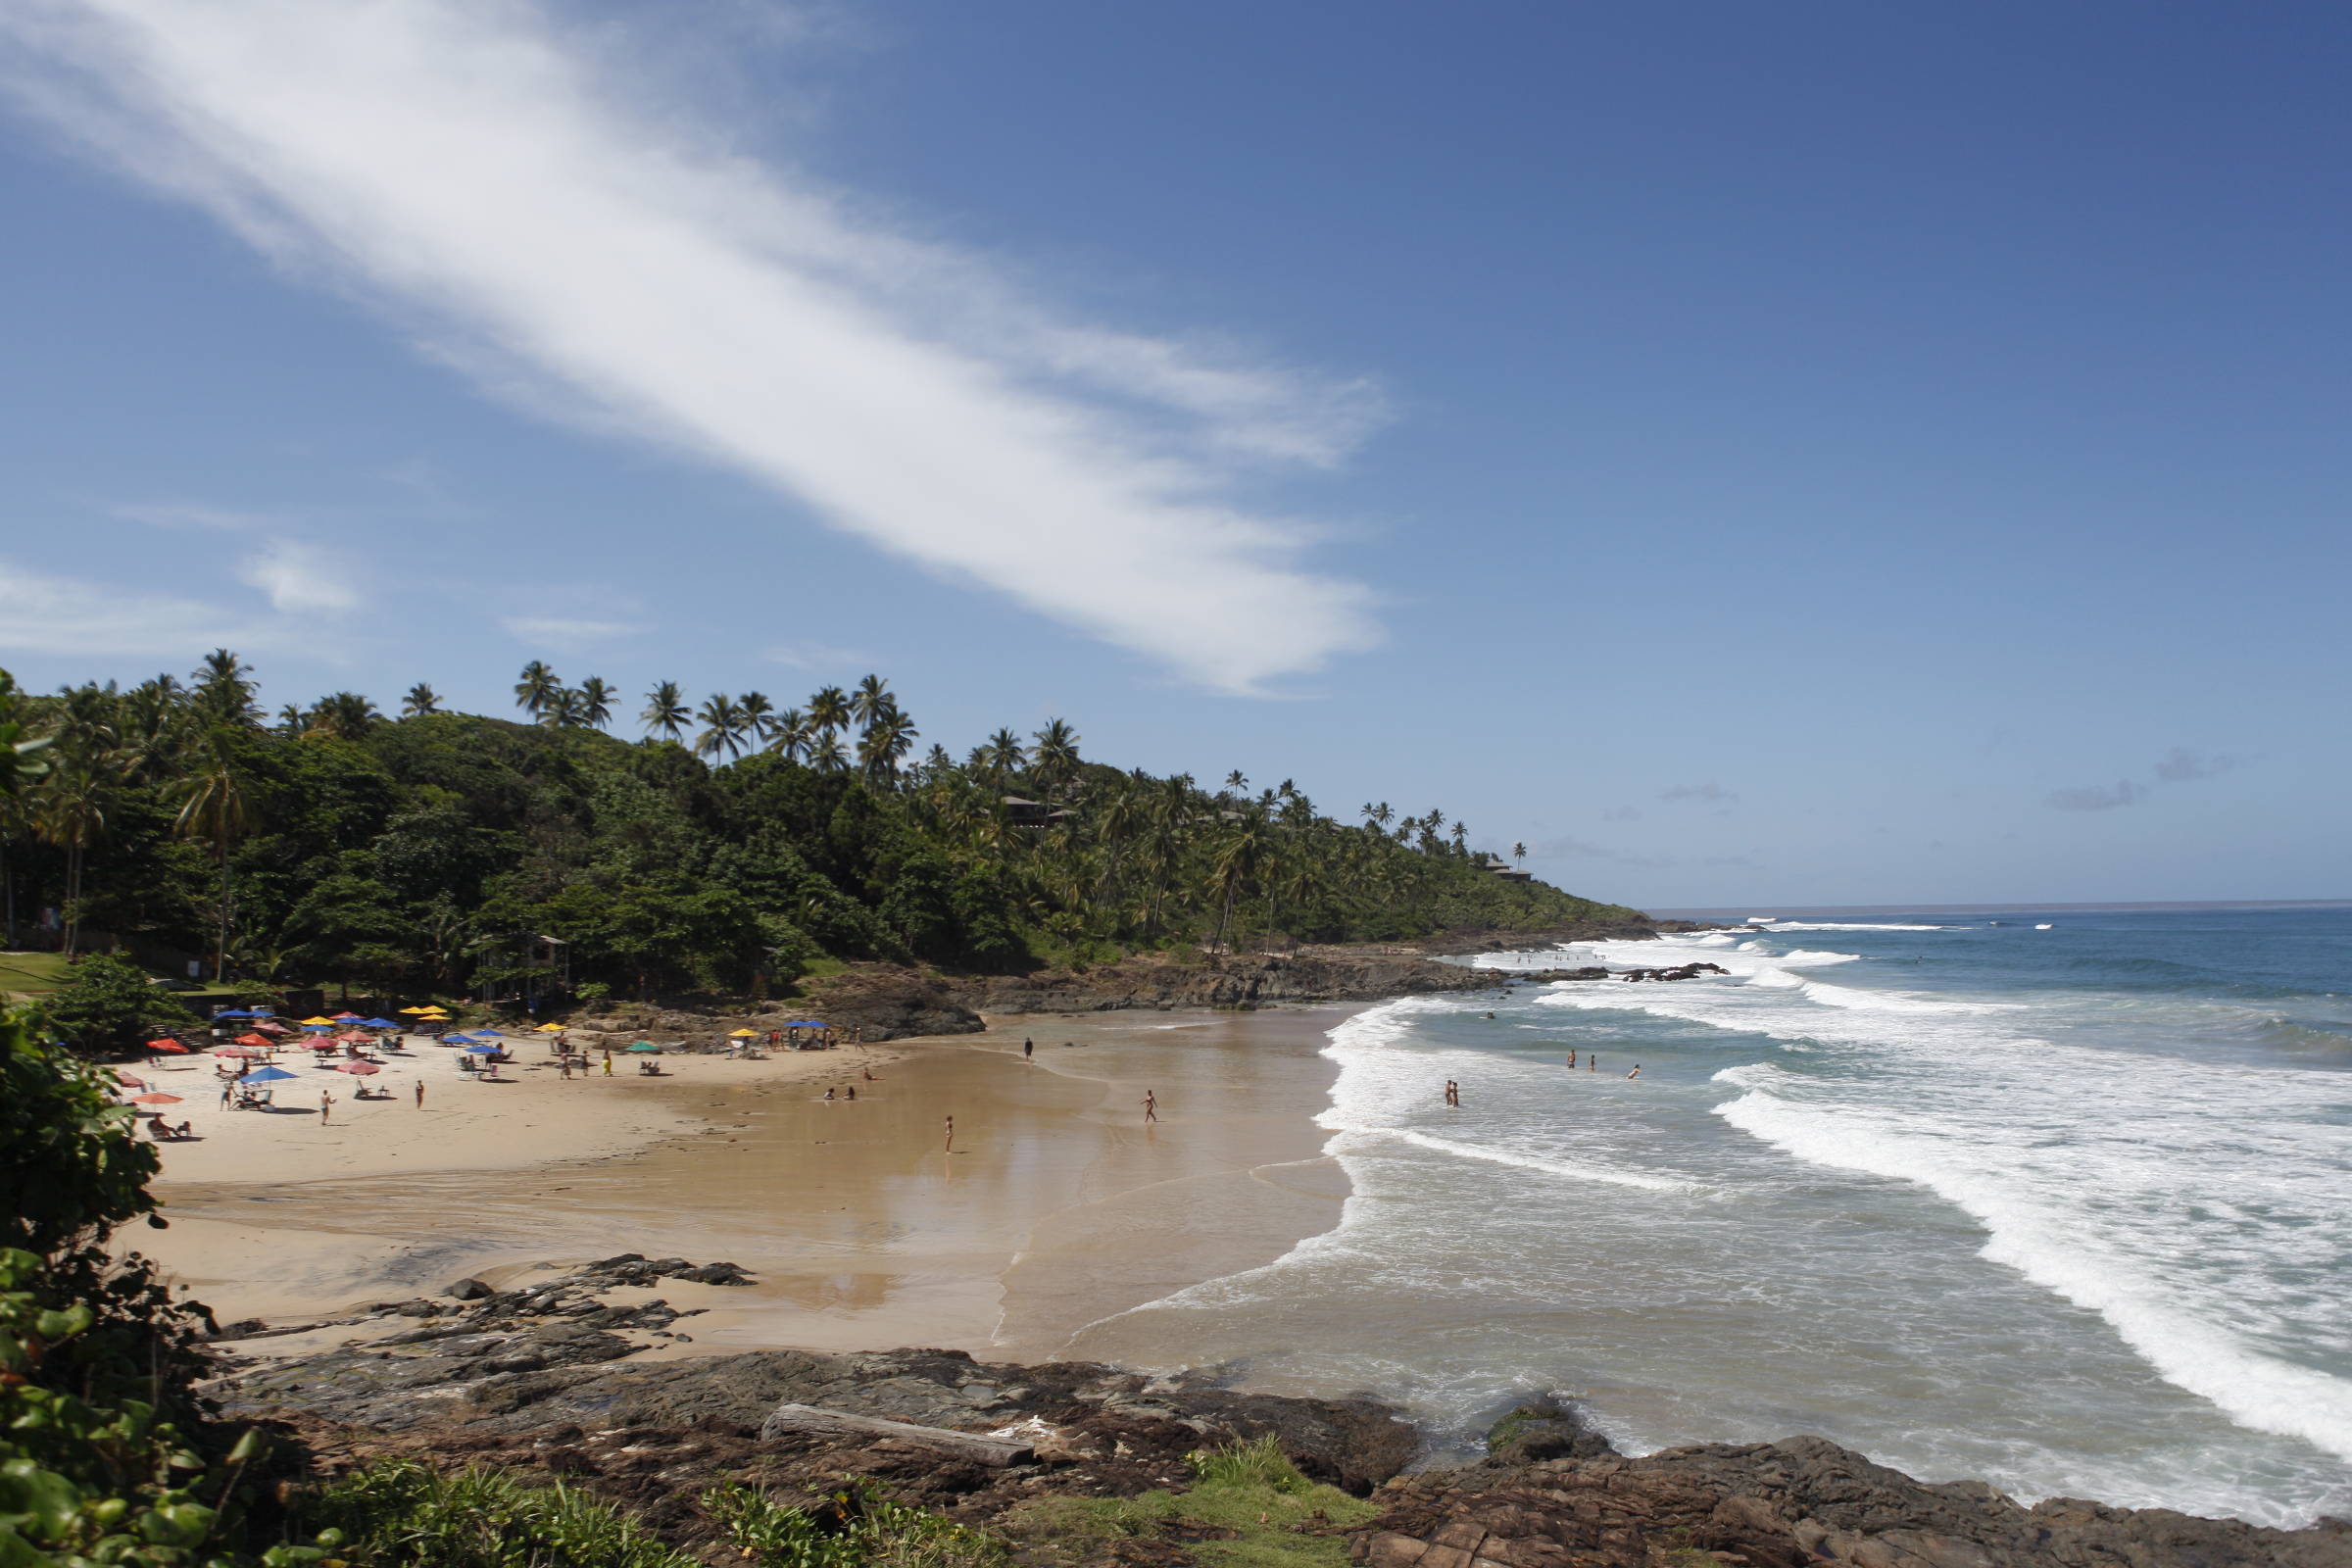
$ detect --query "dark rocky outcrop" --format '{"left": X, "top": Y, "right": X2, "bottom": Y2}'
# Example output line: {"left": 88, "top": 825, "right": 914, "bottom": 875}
{"left": 1483, "top": 1396, "right": 1615, "bottom": 1466}
{"left": 949, "top": 950, "right": 1515, "bottom": 1015}
{"left": 1352, "top": 1434, "right": 2352, "bottom": 1568}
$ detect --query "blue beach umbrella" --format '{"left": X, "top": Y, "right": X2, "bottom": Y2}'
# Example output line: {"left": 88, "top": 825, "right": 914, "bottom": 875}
{"left": 439, "top": 1032, "right": 474, "bottom": 1045}
{"left": 213, "top": 1008, "right": 253, "bottom": 1019}
{"left": 359, "top": 1016, "right": 402, "bottom": 1029}
{"left": 250, "top": 1006, "right": 275, "bottom": 1016}
{"left": 239, "top": 1064, "right": 297, "bottom": 1083}
{"left": 463, "top": 1044, "right": 501, "bottom": 1054}
{"left": 468, "top": 1029, "right": 506, "bottom": 1039}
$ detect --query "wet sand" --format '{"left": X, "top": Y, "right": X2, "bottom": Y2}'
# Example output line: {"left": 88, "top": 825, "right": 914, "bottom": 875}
{"left": 144, "top": 1007, "right": 1357, "bottom": 1363}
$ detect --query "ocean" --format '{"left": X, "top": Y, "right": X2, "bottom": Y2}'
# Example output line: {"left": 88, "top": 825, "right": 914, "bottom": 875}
{"left": 1066, "top": 906, "right": 2352, "bottom": 1527}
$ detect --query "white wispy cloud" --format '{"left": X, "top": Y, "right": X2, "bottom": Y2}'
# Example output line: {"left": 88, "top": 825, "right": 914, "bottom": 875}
{"left": 0, "top": 558, "right": 255, "bottom": 657}
{"left": 235, "top": 538, "right": 358, "bottom": 612}
{"left": 0, "top": 0, "right": 1385, "bottom": 693}
{"left": 501, "top": 615, "right": 646, "bottom": 652}
{"left": 764, "top": 641, "right": 875, "bottom": 672}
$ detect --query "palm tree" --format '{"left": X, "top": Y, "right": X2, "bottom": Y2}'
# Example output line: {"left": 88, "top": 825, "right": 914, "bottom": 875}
{"left": 850, "top": 674, "right": 894, "bottom": 733}
{"left": 401, "top": 682, "right": 442, "bottom": 717}
{"left": 575, "top": 676, "right": 614, "bottom": 729}
{"left": 975, "top": 728, "right": 1026, "bottom": 785}
{"left": 807, "top": 733, "right": 849, "bottom": 774}
{"left": 539, "top": 688, "right": 586, "bottom": 728}
{"left": 514, "top": 661, "right": 563, "bottom": 718}
{"left": 1031, "top": 718, "right": 1082, "bottom": 800}
{"left": 34, "top": 762, "right": 109, "bottom": 956}
{"left": 694, "top": 694, "right": 748, "bottom": 761}
{"left": 858, "top": 710, "right": 919, "bottom": 783}
{"left": 274, "top": 703, "right": 305, "bottom": 735}
{"left": 807, "top": 686, "right": 852, "bottom": 743}
{"left": 641, "top": 681, "right": 690, "bottom": 742}
{"left": 305, "top": 691, "right": 380, "bottom": 741}
{"left": 192, "top": 648, "right": 259, "bottom": 726}
{"left": 736, "top": 691, "right": 776, "bottom": 745}
{"left": 1513, "top": 842, "right": 1528, "bottom": 867}
{"left": 764, "top": 708, "right": 810, "bottom": 762}
{"left": 172, "top": 724, "right": 254, "bottom": 981}
{"left": 1207, "top": 812, "right": 1267, "bottom": 955}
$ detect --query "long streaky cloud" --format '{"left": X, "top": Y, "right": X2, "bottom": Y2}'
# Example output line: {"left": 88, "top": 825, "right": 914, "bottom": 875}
{"left": 1, "top": 0, "right": 1385, "bottom": 692}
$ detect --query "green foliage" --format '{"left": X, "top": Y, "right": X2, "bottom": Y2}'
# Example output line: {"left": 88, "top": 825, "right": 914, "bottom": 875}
{"left": 1185, "top": 1435, "right": 1311, "bottom": 1494}
{"left": 708, "top": 1479, "right": 1004, "bottom": 1568}
{"left": 0, "top": 1008, "right": 324, "bottom": 1567}
{"left": 311, "top": 1468, "right": 1004, "bottom": 1568}
{"left": 309, "top": 1461, "right": 691, "bottom": 1568}
{"left": 1003, "top": 1439, "right": 1372, "bottom": 1568}
{"left": 36, "top": 952, "right": 198, "bottom": 1056}
{"left": 0, "top": 658, "right": 1642, "bottom": 1003}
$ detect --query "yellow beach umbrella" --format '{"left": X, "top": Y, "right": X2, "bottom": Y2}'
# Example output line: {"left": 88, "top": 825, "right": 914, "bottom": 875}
{"left": 536, "top": 1022, "right": 564, "bottom": 1032}
{"left": 398, "top": 1005, "right": 432, "bottom": 1015}
{"left": 299, "top": 1015, "right": 337, "bottom": 1026}
{"left": 727, "top": 1028, "right": 759, "bottom": 1038}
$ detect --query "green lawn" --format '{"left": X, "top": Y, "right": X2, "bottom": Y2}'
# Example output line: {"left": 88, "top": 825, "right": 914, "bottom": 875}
{"left": 0, "top": 951, "right": 71, "bottom": 997}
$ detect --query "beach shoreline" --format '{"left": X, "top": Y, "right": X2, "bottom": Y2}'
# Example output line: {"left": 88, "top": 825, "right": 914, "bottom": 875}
{"left": 142, "top": 1005, "right": 1360, "bottom": 1365}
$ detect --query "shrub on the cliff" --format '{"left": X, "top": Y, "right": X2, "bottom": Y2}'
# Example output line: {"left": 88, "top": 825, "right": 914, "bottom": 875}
{"left": 0, "top": 1006, "right": 319, "bottom": 1566}
{"left": 1002, "top": 1438, "right": 1373, "bottom": 1568}
{"left": 311, "top": 1460, "right": 692, "bottom": 1568}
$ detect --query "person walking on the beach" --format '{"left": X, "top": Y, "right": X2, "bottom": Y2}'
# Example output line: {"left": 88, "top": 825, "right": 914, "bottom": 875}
{"left": 944, "top": 1115, "right": 955, "bottom": 1152}
{"left": 319, "top": 1089, "right": 332, "bottom": 1125}
{"left": 220, "top": 1080, "right": 233, "bottom": 1108}
{"left": 1023, "top": 1037, "right": 1034, "bottom": 1061}
{"left": 414, "top": 1080, "right": 424, "bottom": 1108}
{"left": 602, "top": 1051, "right": 612, "bottom": 1077}
{"left": 1143, "top": 1090, "right": 1157, "bottom": 1123}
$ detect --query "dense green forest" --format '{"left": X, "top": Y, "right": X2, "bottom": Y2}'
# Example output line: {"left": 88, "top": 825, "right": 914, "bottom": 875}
{"left": 0, "top": 654, "right": 1632, "bottom": 1002}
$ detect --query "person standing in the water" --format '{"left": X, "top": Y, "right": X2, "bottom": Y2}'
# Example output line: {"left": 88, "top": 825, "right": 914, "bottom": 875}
{"left": 1023, "top": 1037, "right": 1034, "bottom": 1061}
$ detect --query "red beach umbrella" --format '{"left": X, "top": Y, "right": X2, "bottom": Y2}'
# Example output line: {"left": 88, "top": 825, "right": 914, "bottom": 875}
{"left": 144, "top": 1039, "right": 188, "bottom": 1054}
{"left": 129, "top": 1092, "right": 183, "bottom": 1104}
{"left": 255, "top": 1020, "right": 291, "bottom": 1034}
{"left": 334, "top": 1060, "right": 381, "bottom": 1075}
{"left": 234, "top": 1033, "right": 272, "bottom": 1049}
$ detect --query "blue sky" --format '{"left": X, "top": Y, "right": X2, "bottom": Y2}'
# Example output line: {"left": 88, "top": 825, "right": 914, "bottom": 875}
{"left": 1, "top": 1, "right": 2346, "bottom": 909}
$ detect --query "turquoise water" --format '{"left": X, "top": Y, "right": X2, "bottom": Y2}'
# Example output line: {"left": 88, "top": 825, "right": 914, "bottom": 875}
{"left": 1076, "top": 906, "right": 2352, "bottom": 1527}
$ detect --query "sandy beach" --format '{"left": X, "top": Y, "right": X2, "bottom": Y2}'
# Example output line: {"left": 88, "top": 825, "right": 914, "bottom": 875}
{"left": 137, "top": 1007, "right": 1356, "bottom": 1365}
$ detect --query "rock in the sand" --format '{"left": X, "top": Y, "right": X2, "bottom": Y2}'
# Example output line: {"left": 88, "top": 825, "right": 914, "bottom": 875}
{"left": 444, "top": 1277, "right": 493, "bottom": 1300}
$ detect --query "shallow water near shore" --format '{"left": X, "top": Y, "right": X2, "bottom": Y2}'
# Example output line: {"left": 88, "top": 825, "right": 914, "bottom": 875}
{"left": 1071, "top": 906, "right": 2352, "bottom": 1528}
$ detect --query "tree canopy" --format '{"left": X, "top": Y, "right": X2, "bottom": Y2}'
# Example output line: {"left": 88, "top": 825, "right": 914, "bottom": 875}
{"left": 0, "top": 658, "right": 1637, "bottom": 1004}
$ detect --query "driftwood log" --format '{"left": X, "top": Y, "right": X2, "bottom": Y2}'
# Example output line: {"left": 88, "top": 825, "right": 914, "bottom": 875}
{"left": 758, "top": 1402, "right": 1034, "bottom": 1466}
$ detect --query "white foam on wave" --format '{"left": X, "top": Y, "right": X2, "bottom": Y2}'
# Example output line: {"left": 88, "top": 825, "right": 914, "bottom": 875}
{"left": 1762, "top": 921, "right": 1953, "bottom": 933}
{"left": 1715, "top": 1068, "right": 2352, "bottom": 1464}
{"left": 1360, "top": 1126, "right": 1706, "bottom": 1194}
{"left": 1541, "top": 933, "right": 2352, "bottom": 1464}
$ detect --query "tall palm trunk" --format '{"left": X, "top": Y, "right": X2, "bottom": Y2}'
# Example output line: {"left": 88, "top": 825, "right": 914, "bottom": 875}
{"left": 62, "top": 843, "right": 82, "bottom": 956}
{"left": 214, "top": 837, "right": 230, "bottom": 982}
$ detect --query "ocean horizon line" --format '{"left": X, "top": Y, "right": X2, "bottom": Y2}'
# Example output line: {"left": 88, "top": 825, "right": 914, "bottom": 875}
{"left": 1651, "top": 898, "right": 2352, "bottom": 918}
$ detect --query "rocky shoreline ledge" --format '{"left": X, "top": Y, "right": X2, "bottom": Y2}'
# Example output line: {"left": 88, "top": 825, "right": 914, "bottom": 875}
{"left": 212, "top": 1258, "right": 2349, "bottom": 1568}
{"left": 563, "top": 916, "right": 1697, "bottom": 1044}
